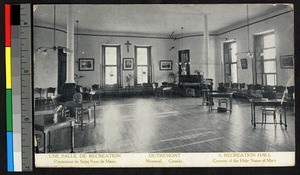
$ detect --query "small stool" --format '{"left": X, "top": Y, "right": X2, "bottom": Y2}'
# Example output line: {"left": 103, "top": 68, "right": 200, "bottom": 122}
{"left": 262, "top": 107, "right": 277, "bottom": 126}
{"left": 218, "top": 98, "right": 228, "bottom": 108}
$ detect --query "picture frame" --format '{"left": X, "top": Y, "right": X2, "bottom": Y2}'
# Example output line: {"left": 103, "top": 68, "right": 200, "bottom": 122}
{"left": 78, "top": 58, "right": 94, "bottom": 71}
{"left": 280, "top": 55, "right": 294, "bottom": 69}
{"left": 241, "top": 58, "right": 248, "bottom": 69}
{"left": 123, "top": 58, "right": 134, "bottom": 70}
{"left": 159, "top": 60, "right": 172, "bottom": 70}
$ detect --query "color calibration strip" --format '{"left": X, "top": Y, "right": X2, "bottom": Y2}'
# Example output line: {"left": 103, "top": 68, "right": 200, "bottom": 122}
{"left": 5, "top": 3, "right": 14, "bottom": 172}
{"left": 5, "top": 4, "right": 33, "bottom": 172}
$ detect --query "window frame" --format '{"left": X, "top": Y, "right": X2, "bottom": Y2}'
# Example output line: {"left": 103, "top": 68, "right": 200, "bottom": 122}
{"left": 261, "top": 32, "right": 277, "bottom": 85}
{"left": 101, "top": 45, "right": 121, "bottom": 87}
{"left": 223, "top": 41, "right": 238, "bottom": 83}
{"left": 134, "top": 46, "right": 152, "bottom": 85}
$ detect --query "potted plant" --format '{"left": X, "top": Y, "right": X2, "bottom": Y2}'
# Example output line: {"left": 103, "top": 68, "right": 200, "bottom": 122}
{"left": 126, "top": 74, "right": 135, "bottom": 86}
{"left": 168, "top": 72, "right": 179, "bottom": 84}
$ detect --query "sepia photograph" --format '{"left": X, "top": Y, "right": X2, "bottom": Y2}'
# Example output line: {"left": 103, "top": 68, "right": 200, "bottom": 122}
{"left": 32, "top": 4, "right": 295, "bottom": 167}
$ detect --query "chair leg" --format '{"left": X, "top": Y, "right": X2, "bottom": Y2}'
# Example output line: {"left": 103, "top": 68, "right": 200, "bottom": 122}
{"left": 262, "top": 110, "right": 264, "bottom": 125}
{"left": 274, "top": 112, "right": 277, "bottom": 127}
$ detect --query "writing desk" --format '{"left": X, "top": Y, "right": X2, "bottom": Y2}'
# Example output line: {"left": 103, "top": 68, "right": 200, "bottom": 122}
{"left": 249, "top": 99, "right": 287, "bottom": 129}
{"left": 35, "top": 110, "right": 75, "bottom": 153}
{"left": 208, "top": 92, "right": 233, "bottom": 113}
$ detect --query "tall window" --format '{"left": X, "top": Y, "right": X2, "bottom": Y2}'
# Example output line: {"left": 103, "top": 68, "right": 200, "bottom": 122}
{"left": 103, "top": 45, "right": 120, "bottom": 85}
{"left": 224, "top": 41, "right": 237, "bottom": 83}
{"left": 262, "top": 33, "right": 276, "bottom": 85}
{"left": 135, "top": 46, "right": 151, "bottom": 85}
{"left": 254, "top": 31, "right": 276, "bottom": 85}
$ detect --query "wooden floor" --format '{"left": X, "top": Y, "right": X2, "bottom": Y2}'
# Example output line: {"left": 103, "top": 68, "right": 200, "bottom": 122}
{"left": 37, "top": 97, "right": 295, "bottom": 153}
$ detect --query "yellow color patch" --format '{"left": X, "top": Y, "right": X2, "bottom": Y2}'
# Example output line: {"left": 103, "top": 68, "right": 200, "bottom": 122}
{"left": 5, "top": 47, "right": 11, "bottom": 89}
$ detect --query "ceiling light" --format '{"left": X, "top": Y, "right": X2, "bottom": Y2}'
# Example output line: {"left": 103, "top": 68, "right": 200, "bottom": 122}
{"left": 235, "top": 5, "right": 254, "bottom": 58}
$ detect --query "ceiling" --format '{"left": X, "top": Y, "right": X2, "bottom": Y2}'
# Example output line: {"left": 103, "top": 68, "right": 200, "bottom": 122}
{"left": 33, "top": 4, "right": 290, "bottom": 37}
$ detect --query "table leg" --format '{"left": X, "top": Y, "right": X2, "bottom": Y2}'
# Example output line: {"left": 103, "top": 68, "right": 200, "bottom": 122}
{"left": 98, "top": 91, "right": 101, "bottom": 104}
{"left": 48, "top": 132, "right": 51, "bottom": 152}
{"left": 43, "top": 132, "right": 47, "bottom": 153}
{"left": 94, "top": 102, "right": 96, "bottom": 127}
{"left": 80, "top": 110, "right": 83, "bottom": 130}
{"left": 230, "top": 96, "right": 232, "bottom": 114}
{"left": 253, "top": 105, "right": 256, "bottom": 129}
{"left": 209, "top": 96, "right": 212, "bottom": 113}
{"left": 284, "top": 105, "right": 287, "bottom": 130}
{"left": 251, "top": 103, "right": 253, "bottom": 124}
{"left": 70, "top": 121, "right": 75, "bottom": 153}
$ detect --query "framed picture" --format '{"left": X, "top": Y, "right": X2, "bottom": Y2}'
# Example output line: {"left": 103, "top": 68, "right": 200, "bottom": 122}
{"left": 280, "top": 55, "right": 294, "bottom": 69}
{"left": 160, "top": 60, "right": 172, "bottom": 70}
{"left": 78, "top": 58, "right": 94, "bottom": 71}
{"left": 241, "top": 58, "right": 248, "bottom": 69}
{"left": 123, "top": 58, "right": 134, "bottom": 70}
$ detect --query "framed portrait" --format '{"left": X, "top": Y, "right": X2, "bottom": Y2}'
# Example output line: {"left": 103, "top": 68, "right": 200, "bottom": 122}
{"left": 241, "top": 58, "right": 248, "bottom": 69}
{"left": 78, "top": 58, "right": 94, "bottom": 71}
{"left": 160, "top": 60, "right": 172, "bottom": 70}
{"left": 280, "top": 55, "right": 294, "bottom": 69}
{"left": 123, "top": 58, "right": 134, "bottom": 70}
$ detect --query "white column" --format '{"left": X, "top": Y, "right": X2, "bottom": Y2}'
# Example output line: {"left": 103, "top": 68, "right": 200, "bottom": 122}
{"left": 65, "top": 5, "right": 75, "bottom": 84}
{"left": 203, "top": 15, "right": 209, "bottom": 77}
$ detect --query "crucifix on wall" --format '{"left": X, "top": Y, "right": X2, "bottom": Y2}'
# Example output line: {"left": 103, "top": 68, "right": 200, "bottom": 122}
{"left": 125, "top": 40, "right": 132, "bottom": 53}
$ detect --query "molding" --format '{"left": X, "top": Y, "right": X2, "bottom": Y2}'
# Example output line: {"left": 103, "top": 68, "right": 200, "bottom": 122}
{"left": 34, "top": 8, "right": 293, "bottom": 40}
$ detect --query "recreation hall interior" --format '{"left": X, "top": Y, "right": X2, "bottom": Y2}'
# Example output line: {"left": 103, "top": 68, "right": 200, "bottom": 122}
{"left": 31, "top": 4, "right": 295, "bottom": 153}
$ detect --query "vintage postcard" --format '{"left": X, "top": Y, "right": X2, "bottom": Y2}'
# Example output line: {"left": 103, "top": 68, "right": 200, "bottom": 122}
{"left": 33, "top": 4, "right": 295, "bottom": 167}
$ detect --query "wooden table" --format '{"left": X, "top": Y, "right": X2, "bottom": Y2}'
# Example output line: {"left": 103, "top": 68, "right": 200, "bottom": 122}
{"left": 35, "top": 109, "right": 75, "bottom": 153}
{"left": 208, "top": 92, "right": 233, "bottom": 113}
{"left": 249, "top": 99, "right": 287, "bottom": 129}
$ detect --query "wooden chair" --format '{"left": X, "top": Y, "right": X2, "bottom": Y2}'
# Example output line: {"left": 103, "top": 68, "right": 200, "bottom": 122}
{"left": 231, "top": 83, "right": 238, "bottom": 92}
{"left": 262, "top": 107, "right": 277, "bottom": 126}
{"left": 73, "top": 93, "right": 95, "bottom": 130}
{"left": 261, "top": 85, "right": 279, "bottom": 127}
{"left": 152, "top": 82, "right": 161, "bottom": 99}
{"left": 90, "top": 84, "right": 100, "bottom": 101}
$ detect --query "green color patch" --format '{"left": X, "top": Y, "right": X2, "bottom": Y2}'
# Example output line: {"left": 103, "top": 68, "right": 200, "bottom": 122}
{"left": 6, "top": 90, "right": 12, "bottom": 131}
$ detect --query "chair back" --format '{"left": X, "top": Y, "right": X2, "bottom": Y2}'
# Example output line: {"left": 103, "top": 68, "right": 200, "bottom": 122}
{"left": 240, "top": 83, "right": 246, "bottom": 89}
{"left": 232, "top": 83, "right": 238, "bottom": 89}
{"left": 218, "top": 83, "right": 224, "bottom": 88}
{"left": 34, "top": 87, "right": 43, "bottom": 99}
{"left": 46, "top": 87, "right": 56, "bottom": 98}
{"left": 277, "top": 86, "right": 285, "bottom": 93}
{"left": 264, "top": 85, "right": 275, "bottom": 93}
{"left": 73, "top": 93, "right": 83, "bottom": 103}
{"left": 287, "top": 86, "right": 294, "bottom": 94}
{"left": 152, "top": 82, "right": 158, "bottom": 89}
{"left": 254, "top": 84, "right": 262, "bottom": 91}
{"left": 92, "top": 84, "right": 99, "bottom": 91}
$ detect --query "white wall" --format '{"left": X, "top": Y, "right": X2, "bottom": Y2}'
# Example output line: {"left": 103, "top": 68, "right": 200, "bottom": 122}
{"left": 33, "top": 27, "right": 66, "bottom": 89}
{"left": 74, "top": 35, "right": 176, "bottom": 88}
{"left": 216, "top": 8, "right": 294, "bottom": 86}
{"left": 33, "top": 28, "right": 219, "bottom": 90}
{"left": 173, "top": 36, "right": 218, "bottom": 89}
{"left": 34, "top": 8, "right": 294, "bottom": 91}
{"left": 34, "top": 26, "right": 178, "bottom": 89}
